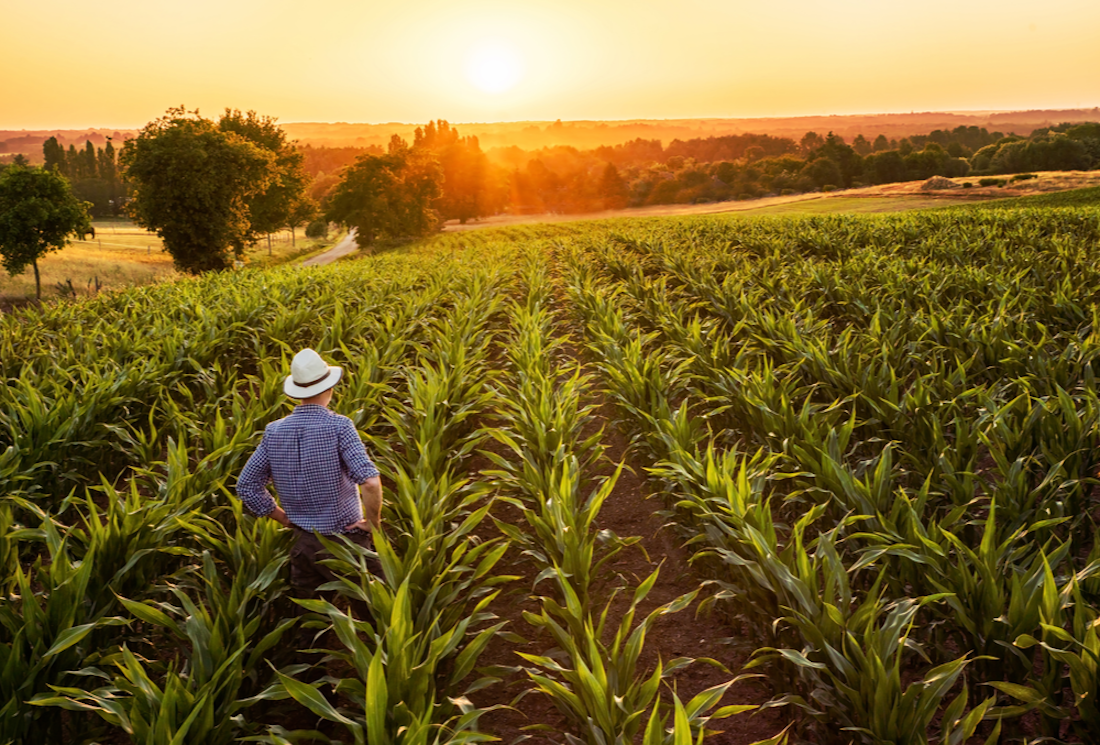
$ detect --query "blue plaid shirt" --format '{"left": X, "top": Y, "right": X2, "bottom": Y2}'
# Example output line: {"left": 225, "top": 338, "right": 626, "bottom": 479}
{"left": 237, "top": 405, "right": 380, "bottom": 534}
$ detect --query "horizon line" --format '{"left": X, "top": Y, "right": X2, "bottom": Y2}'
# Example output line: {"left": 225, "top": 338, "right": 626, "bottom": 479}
{"left": 4, "top": 105, "right": 1100, "bottom": 134}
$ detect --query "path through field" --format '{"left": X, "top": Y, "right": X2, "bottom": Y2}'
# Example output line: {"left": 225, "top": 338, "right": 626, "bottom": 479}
{"left": 302, "top": 228, "right": 359, "bottom": 266}
{"left": 470, "top": 257, "right": 787, "bottom": 744}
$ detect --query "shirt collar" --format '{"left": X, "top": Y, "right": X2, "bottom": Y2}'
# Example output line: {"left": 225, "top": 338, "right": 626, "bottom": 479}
{"left": 292, "top": 404, "right": 331, "bottom": 415}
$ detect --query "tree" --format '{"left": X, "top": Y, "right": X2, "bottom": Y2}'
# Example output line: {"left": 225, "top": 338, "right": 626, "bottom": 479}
{"left": 120, "top": 107, "right": 275, "bottom": 273}
{"left": 413, "top": 120, "right": 497, "bottom": 223}
{"left": 42, "top": 137, "right": 66, "bottom": 174}
{"left": 66, "top": 144, "right": 79, "bottom": 177}
{"left": 598, "top": 162, "right": 629, "bottom": 209}
{"left": 0, "top": 165, "right": 91, "bottom": 300}
{"left": 864, "top": 150, "right": 908, "bottom": 184}
{"left": 325, "top": 139, "right": 442, "bottom": 247}
{"left": 97, "top": 138, "right": 117, "bottom": 185}
{"left": 81, "top": 141, "right": 98, "bottom": 180}
{"left": 817, "top": 132, "right": 862, "bottom": 187}
{"left": 217, "top": 109, "right": 314, "bottom": 249}
{"left": 800, "top": 131, "right": 825, "bottom": 155}
{"left": 799, "top": 156, "right": 842, "bottom": 189}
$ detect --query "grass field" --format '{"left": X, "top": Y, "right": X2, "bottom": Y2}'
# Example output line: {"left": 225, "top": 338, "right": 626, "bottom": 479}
{"left": 0, "top": 219, "right": 332, "bottom": 302}
{"left": 737, "top": 185, "right": 1100, "bottom": 216}
{"left": 719, "top": 194, "right": 965, "bottom": 216}
{"left": 961, "top": 184, "right": 1100, "bottom": 209}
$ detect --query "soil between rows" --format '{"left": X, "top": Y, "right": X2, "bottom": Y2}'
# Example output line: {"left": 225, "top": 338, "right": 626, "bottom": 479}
{"left": 468, "top": 320, "right": 788, "bottom": 743}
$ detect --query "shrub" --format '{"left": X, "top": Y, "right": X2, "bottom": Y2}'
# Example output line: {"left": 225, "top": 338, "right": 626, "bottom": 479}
{"left": 963, "top": 182, "right": 973, "bottom": 188}
{"left": 1011, "top": 173, "right": 1038, "bottom": 182}
{"left": 978, "top": 178, "right": 1006, "bottom": 187}
{"left": 822, "top": 184, "right": 838, "bottom": 192}
{"left": 305, "top": 219, "right": 328, "bottom": 239}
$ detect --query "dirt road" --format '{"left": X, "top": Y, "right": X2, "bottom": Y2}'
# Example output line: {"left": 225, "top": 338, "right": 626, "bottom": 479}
{"left": 302, "top": 229, "right": 359, "bottom": 267}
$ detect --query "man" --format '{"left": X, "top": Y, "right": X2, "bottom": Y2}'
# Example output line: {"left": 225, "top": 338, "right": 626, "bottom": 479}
{"left": 237, "top": 348, "right": 384, "bottom": 593}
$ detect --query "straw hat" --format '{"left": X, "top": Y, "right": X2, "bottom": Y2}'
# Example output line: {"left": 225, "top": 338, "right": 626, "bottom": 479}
{"left": 284, "top": 348, "right": 343, "bottom": 398}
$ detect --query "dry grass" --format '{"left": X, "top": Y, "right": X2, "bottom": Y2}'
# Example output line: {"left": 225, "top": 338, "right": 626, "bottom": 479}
{"left": 854, "top": 169, "right": 1100, "bottom": 197}
{"left": 443, "top": 170, "right": 1100, "bottom": 233}
{"left": 0, "top": 219, "right": 327, "bottom": 301}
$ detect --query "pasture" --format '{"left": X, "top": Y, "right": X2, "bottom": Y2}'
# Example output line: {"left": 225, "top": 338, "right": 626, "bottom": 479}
{"left": 0, "top": 220, "right": 331, "bottom": 303}
{"left": 2, "top": 195, "right": 1100, "bottom": 744}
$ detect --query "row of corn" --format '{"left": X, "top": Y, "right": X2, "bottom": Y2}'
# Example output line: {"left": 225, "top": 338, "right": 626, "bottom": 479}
{"left": 485, "top": 249, "right": 768, "bottom": 744}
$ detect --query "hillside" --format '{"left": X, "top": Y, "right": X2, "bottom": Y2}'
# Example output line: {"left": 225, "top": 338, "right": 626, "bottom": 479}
{"left": 279, "top": 108, "right": 1100, "bottom": 150}
{"left": 4, "top": 107, "right": 1099, "bottom": 161}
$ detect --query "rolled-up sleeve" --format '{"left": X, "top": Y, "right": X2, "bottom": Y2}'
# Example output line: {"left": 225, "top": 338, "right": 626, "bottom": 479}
{"left": 237, "top": 434, "right": 277, "bottom": 517}
{"left": 338, "top": 419, "right": 379, "bottom": 484}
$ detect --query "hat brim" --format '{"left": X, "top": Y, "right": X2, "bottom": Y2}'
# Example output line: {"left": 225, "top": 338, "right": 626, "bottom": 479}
{"left": 284, "top": 366, "right": 343, "bottom": 399}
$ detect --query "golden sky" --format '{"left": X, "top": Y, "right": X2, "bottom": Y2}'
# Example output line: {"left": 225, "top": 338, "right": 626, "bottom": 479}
{"left": 3, "top": 0, "right": 1098, "bottom": 129}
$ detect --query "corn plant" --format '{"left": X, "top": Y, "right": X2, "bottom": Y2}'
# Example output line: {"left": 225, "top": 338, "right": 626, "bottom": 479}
{"left": 260, "top": 570, "right": 503, "bottom": 745}
{"left": 754, "top": 592, "right": 999, "bottom": 745}
{"left": 521, "top": 569, "right": 747, "bottom": 745}
{"left": 33, "top": 548, "right": 296, "bottom": 744}
{"left": 0, "top": 517, "right": 127, "bottom": 743}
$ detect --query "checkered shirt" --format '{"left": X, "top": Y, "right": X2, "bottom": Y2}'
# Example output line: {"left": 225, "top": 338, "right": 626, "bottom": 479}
{"left": 237, "top": 405, "right": 380, "bottom": 534}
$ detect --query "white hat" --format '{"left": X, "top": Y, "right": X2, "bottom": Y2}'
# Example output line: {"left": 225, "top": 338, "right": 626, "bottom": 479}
{"left": 284, "top": 348, "right": 343, "bottom": 399}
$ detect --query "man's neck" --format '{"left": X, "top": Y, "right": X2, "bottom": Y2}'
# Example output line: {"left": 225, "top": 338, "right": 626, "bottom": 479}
{"left": 296, "top": 388, "right": 334, "bottom": 408}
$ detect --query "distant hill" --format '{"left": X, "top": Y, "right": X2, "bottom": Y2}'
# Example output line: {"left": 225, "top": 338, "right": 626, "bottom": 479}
{"left": 3, "top": 108, "right": 1099, "bottom": 163}
{"left": 0, "top": 129, "right": 135, "bottom": 164}
{"left": 279, "top": 108, "right": 1100, "bottom": 151}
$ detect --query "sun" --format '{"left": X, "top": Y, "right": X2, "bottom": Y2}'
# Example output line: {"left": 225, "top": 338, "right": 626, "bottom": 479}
{"left": 464, "top": 42, "right": 525, "bottom": 95}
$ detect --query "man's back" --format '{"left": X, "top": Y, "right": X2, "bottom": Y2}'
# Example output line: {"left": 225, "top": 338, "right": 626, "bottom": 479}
{"left": 238, "top": 404, "right": 378, "bottom": 534}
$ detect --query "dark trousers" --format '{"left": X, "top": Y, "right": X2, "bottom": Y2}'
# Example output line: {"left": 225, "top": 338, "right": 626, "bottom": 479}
{"left": 290, "top": 527, "right": 384, "bottom": 594}
{"left": 289, "top": 528, "right": 382, "bottom": 657}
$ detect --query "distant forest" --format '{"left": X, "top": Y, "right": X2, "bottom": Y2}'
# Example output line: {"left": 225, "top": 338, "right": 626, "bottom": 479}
{"left": 37, "top": 137, "right": 125, "bottom": 217}
{"left": 299, "top": 120, "right": 1100, "bottom": 221}
{"left": 12, "top": 117, "right": 1100, "bottom": 220}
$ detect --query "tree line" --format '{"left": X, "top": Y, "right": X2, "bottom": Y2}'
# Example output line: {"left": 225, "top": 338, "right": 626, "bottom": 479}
{"left": 5, "top": 110, "right": 1100, "bottom": 298}
{"left": 41, "top": 137, "right": 125, "bottom": 217}
{"left": 305, "top": 121, "right": 1100, "bottom": 220}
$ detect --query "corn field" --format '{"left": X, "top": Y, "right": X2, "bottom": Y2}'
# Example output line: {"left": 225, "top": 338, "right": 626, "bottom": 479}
{"left": 2, "top": 202, "right": 1099, "bottom": 744}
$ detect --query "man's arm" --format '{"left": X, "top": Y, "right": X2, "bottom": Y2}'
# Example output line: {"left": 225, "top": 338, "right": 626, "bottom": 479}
{"left": 338, "top": 419, "right": 382, "bottom": 531}
{"left": 238, "top": 436, "right": 285, "bottom": 524}
{"left": 359, "top": 476, "right": 383, "bottom": 530}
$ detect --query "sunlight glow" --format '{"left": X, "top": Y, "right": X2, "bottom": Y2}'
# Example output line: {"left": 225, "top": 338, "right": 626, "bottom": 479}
{"left": 464, "top": 42, "right": 524, "bottom": 95}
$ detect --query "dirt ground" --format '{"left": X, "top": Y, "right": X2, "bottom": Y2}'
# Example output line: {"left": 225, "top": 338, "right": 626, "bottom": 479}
{"left": 441, "top": 170, "right": 1100, "bottom": 233}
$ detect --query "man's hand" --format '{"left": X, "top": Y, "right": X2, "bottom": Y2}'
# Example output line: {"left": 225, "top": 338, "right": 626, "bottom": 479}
{"left": 269, "top": 506, "right": 291, "bottom": 527}
{"left": 344, "top": 519, "right": 376, "bottom": 532}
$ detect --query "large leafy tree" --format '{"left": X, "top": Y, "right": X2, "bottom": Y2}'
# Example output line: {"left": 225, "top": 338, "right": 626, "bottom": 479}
{"left": 413, "top": 120, "right": 505, "bottom": 224}
{"left": 326, "top": 137, "right": 442, "bottom": 247}
{"left": 217, "top": 109, "right": 315, "bottom": 251}
{"left": 0, "top": 165, "right": 91, "bottom": 300}
{"left": 119, "top": 107, "right": 275, "bottom": 273}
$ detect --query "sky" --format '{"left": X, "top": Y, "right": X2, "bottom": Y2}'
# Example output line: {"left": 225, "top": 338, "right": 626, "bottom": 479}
{"left": 2, "top": 0, "right": 1098, "bottom": 130}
